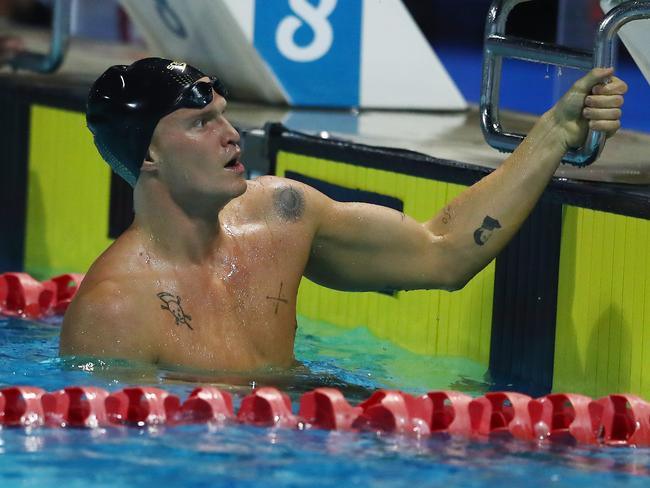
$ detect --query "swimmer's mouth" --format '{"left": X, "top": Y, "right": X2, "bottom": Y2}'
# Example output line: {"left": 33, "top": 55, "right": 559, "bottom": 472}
{"left": 224, "top": 147, "right": 241, "bottom": 168}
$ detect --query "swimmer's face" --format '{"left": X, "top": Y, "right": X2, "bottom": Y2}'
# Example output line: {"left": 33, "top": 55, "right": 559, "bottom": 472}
{"left": 145, "top": 77, "right": 246, "bottom": 205}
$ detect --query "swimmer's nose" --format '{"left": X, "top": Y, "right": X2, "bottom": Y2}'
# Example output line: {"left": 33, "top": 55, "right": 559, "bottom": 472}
{"left": 223, "top": 118, "right": 240, "bottom": 146}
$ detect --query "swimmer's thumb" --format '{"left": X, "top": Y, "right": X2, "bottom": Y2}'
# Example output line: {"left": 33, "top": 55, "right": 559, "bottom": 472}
{"left": 572, "top": 67, "right": 614, "bottom": 92}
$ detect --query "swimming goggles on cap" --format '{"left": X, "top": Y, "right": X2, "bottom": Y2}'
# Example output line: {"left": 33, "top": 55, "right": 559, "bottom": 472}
{"left": 174, "top": 76, "right": 229, "bottom": 110}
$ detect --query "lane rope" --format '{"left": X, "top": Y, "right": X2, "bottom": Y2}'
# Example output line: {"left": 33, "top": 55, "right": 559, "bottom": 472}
{"left": 1, "top": 385, "right": 650, "bottom": 446}
{"left": 2, "top": 273, "right": 649, "bottom": 446}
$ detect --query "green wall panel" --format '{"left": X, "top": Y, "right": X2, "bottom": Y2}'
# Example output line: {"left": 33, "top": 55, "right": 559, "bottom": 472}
{"left": 554, "top": 206, "right": 650, "bottom": 398}
{"left": 25, "top": 105, "right": 113, "bottom": 278}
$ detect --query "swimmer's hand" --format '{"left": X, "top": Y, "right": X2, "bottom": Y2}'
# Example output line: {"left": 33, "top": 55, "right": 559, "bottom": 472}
{"left": 549, "top": 67, "right": 627, "bottom": 151}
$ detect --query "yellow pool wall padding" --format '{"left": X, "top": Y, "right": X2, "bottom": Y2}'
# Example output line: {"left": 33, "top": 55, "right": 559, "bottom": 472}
{"left": 25, "top": 105, "right": 114, "bottom": 279}
{"left": 554, "top": 206, "right": 650, "bottom": 399}
{"left": 276, "top": 151, "right": 495, "bottom": 366}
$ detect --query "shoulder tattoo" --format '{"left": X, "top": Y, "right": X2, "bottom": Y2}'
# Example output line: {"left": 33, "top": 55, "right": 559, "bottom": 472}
{"left": 157, "top": 292, "right": 193, "bottom": 330}
{"left": 273, "top": 186, "right": 305, "bottom": 222}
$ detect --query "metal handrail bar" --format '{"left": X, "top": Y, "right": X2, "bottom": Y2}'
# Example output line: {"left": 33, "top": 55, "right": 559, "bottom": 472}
{"left": 480, "top": 0, "right": 650, "bottom": 166}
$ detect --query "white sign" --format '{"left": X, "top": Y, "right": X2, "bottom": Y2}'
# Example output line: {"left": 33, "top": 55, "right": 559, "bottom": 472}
{"left": 120, "top": 0, "right": 467, "bottom": 110}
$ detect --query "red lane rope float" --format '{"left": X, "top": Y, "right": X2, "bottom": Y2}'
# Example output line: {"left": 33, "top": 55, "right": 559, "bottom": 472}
{"left": 3, "top": 385, "right": 650, "bottom": 447}
{"left": 180, "top": 387, "right": 234, "bottom": 424}
{"left": 237, "top": 387, "right": 296, "bottom": 428}
{"left": 299, "top": 387, "right": 361, "bottom": 431}
{"left": 0, "top": 272, "right": 84, "bottom": 319}
{"left": 352, "top": 390, "right": 432, "bottom": 435}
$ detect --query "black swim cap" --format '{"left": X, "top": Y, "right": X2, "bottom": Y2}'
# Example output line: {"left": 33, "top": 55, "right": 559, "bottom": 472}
{"left": 86, "top": 57, "right": 228, "bottom": 187}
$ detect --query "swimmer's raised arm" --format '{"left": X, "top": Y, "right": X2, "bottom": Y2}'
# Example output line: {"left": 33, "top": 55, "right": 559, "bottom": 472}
{"left": 304, "top": 68, "right": 627, "bottom": 292}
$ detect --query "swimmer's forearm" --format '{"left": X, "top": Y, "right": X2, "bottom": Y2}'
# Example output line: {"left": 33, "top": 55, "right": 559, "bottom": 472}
{"left": 424, "top": 109, "right": 567, "bottom": 285}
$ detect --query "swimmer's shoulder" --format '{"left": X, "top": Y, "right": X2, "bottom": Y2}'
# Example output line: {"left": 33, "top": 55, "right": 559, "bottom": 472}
{"left": 60, "top": 276, "right": 157, "bottom": 361}
{"left": 245, "top": 174, "right": 307, "bottom": 196}
{"left": 242, "top": 175, "right": 287, "bottom": 204}
{"left": 60, "top": 231, "right": 158, "bottom": 361}
{"left": 79, "top": 225, "right": 156, "bottom": 286}
{"left": 63, "top": 232, "right": 155, "bottom": 337}
{"left": 240, "top": 175, "right": 329, "bottom": 224}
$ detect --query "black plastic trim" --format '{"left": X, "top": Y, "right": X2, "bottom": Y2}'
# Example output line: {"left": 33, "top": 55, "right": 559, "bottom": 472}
{"left": 273, "top": 127, "right": 650, "bottom": 220}
{"left": 285, "top": 171, "right": 404, "bottom": 211}
{"left": 489, "top": 199, "right": 563, "bottom": 396}
{"left": 0, "top": 82, "right": 31, "bottom": 272}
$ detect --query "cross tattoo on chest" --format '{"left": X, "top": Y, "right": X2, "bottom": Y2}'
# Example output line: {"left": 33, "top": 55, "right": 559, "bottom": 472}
{"left": 266, "top": 282, "right": 288, "bottom": 314}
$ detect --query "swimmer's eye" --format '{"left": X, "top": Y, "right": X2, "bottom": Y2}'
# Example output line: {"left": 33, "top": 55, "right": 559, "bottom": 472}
{"left": 190, "top": 110, "right": 225, "bottom": 129}
{"left": 192, "top": 117, "right": 208, "bottom": 129}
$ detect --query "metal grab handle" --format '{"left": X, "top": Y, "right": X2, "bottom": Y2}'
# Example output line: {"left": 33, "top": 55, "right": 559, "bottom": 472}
{"left": 8, "top": 0, "right": 71, "bottom": 73}
{"left": 480, "top": 0, "right": 650, "bottom": 166}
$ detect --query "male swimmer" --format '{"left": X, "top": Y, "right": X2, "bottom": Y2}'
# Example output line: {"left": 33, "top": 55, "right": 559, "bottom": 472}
{"left": 60, "top": 57, "right": 627, "bottom": 372}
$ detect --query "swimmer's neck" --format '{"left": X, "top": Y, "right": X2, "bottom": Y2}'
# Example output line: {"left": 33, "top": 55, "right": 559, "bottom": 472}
{"left": 132, "top": 177, "right": 233, "bottom": 264}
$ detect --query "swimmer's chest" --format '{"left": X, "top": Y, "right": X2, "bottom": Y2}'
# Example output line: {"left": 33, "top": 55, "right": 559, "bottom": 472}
{"left": 149, "top": 230, "right": 309, "bottom": 368}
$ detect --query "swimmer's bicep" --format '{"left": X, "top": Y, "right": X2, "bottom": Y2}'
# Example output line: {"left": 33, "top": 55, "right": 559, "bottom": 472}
{"left": 306, "top": 198, "right": 457, "bottom": 291}
{"left": 59, "top": 282, "right": 156, "bottom": 362}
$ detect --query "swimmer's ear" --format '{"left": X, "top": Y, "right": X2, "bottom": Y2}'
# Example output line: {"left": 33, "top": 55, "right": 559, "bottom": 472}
{"left": 141, "top": 148, "right": 159, "bottom": 173}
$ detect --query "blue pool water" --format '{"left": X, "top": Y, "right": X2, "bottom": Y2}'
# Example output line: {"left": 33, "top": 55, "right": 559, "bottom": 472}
{"left": 2, "top": 314, "right": 650, "bottom": 487}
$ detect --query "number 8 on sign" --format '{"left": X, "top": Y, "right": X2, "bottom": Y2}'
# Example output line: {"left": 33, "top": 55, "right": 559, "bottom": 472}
{"left": 276, "top": 0, "right": 337, "bottom": 62}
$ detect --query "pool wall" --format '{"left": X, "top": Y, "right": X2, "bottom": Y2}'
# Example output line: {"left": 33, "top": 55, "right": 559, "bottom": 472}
{"left": 2, "top": 75, "right": 650, "bottom": 399}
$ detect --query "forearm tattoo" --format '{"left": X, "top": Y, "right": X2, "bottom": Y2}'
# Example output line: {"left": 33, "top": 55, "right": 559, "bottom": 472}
{"left": 274, "top": 186, "right": 305, "bottom": 222}
{"left": 442, "top": 206, "right": 452, "bottom": 225}
{"left": 473, "top": 216, "right": 502, "bottom": 246}
{"left": 157, "top": 292, "right": 193, "bottom": 330}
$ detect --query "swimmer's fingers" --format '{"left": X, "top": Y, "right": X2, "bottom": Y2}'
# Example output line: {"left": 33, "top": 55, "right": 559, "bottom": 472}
{"left": 588, "top": 119, "right": 621, "bottom": 137}
{"left": 579, "top": 74, "right": 626, "bottom": 138}
{"left": 586, "top": 110, "right": 621, "bottom": 136}
{"left": 591, "top": 76, "right": 628, "bottom": 96}
{"left": 552, "top": 69, "right": 626, "bottom": 146}
{"left": 584, "top": 94, "right": 624, "bottom": 109}
{"left": 582, "top": 107, "right": 621, "bottom": 121}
